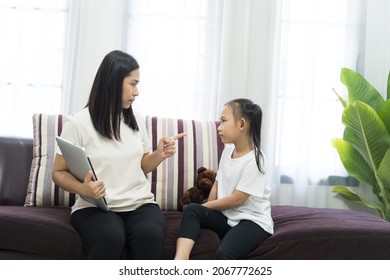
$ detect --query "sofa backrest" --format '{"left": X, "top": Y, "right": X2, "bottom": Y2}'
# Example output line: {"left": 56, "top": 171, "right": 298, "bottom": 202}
{"left": 0, "top": 137, "right": 33, "bottom": 206}
{"left": 11, "top": 114, "right": 224, "bottom": 211}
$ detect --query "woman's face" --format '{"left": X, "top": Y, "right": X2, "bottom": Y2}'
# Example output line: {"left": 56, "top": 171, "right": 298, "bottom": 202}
{"left": 122, "top": 68, "right": 140, "bottom": 109}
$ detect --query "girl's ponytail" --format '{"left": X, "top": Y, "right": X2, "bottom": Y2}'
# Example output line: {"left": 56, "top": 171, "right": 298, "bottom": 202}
{"left": 250, "top": 103, "right": 265, "bottom": 174}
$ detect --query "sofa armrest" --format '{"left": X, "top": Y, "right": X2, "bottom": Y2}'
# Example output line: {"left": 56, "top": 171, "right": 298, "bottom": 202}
{"left": 0, "top": 137, "right": 33, "bottom": 205}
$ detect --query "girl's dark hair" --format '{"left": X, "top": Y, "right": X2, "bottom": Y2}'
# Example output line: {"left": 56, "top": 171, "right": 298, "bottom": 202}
{"left": 86, "top": 50, "right": 139, "bottom": 140}
{"left": 225, "top": 98, "right": 265, "bottom": 173}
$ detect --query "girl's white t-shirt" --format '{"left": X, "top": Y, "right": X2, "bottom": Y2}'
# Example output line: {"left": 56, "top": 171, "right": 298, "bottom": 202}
{"left": 217, "top": 144, "right": 274, "bottom": 234}
{"left": 57, "top": 108, "right": 155, "bottom": 213}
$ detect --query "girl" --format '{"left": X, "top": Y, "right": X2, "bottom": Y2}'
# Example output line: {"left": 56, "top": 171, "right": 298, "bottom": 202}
{"left": 174, "top": 98, "right": 273, "bottom": 260}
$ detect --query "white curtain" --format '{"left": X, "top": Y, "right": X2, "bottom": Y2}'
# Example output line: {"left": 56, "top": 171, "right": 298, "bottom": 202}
{"left": 215, "top": 0, "right": 278, "bottom": 164}
{"left": 0, "top": 0, "right": 71, "bottom": 138}
{"left": 124, "top": 0, "right": 223, "bottom": 121}
{"left": 364, "top": 0, "right": 390, "bottom": 95}
{"left": 124, "top": 0, "right": 277, "bottom": 123}
{"left": 270, "top": 0, "right": 373, "bottom": 210}
{"left": 62, "top": 0, "right": 125, "bottom": 115}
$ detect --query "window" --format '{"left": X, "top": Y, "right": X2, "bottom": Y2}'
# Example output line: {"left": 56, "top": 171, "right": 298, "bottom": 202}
{"left": 0, "top": 0, "right": 70, "bottom": 138}
{"left": 273, "top": 0, "right": 366, "bottom": 189}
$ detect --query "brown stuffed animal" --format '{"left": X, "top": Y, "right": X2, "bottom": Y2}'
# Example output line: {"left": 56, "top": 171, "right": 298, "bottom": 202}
{"left": 180, "top": 166, "right": 217, "bottom": 210}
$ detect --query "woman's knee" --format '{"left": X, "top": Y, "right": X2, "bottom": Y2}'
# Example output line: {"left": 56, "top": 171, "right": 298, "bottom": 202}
{"left": 102, "top": 227, "right": 126, "bottom": 244}
{"left": 134, "top": 220, "right": 165, "bottom": 241}
{"left": 128, "top": 221, "right": 165, "bottom": 259}
{"left": 87, "top": 227, "right": 126, "bottom": 259}
{"left": 215, "top": 246, "right": 236, "bottom": 260}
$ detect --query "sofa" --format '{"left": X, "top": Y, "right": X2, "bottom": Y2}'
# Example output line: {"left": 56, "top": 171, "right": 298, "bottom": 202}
{"left": 1, "top": 114, "right": 390, "bottom": 260}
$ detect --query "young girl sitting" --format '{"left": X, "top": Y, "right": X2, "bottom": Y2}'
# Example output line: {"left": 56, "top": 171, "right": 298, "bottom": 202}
{"left": 174, "top": 98, "right": 274, "bottom": 260}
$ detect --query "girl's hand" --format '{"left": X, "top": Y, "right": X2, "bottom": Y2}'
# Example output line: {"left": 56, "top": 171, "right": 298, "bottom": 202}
{"left": 157, "top": 133, "right": 186, "bottom": 159}
{"left": 81, "top": 171, "right": 106, "bottom": 199}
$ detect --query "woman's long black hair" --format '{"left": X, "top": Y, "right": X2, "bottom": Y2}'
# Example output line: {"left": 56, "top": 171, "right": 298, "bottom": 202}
{"left": 87, "top": 50, "right": 139, "bottom": 140}
{"left": 225, "top": 98, "right": 265, "bottom": 174}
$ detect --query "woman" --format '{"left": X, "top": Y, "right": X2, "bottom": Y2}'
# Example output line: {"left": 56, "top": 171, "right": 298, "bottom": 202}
{"left": 52, "top": 50, "right": 185, "bottom": 259}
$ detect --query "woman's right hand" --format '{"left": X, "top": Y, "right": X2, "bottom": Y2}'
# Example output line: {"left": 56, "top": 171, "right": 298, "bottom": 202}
{"left": 81, "top": 171, "right": 106, "bottom": 199}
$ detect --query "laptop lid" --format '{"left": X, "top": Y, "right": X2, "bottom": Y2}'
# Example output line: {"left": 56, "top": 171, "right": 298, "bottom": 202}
{"left": 55, "top": 136, "right": 109, "bottom": 212}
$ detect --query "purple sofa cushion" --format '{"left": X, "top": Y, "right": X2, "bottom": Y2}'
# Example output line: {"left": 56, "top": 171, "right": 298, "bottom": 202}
{"left": 0, "top": 206, "right": 85, "bottom": 259}
{"left": 0, "top": 206, "right": 221, "bottom": 260}
{"left": 245, "top": 206, "right": 390, "bottom": 259}
{"left": 2, "top": 205, "right": 390, "bottom": 260}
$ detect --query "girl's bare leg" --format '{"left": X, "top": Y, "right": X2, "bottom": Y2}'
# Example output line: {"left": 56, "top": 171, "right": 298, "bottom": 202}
{"left": 174, "top": 237, "right": 195, "bottom": 260}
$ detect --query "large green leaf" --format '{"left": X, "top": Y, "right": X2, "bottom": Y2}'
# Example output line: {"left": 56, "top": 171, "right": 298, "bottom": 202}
{"left": 332, "top": 186, "right": 360, "bottom": 201}
{"left": 342, "top": 101, "right": 390, "bottom": 172}
{"left": 378, "top": 99, "right": 390, "bottom": 134}
{"left": 333, "top": 88, "right": 347, "bottom": 108}
{"left": 331, "top": 138, "right": 378, "bottom": 193}
{"left": 341, "top": 68, "right": 384, "bottom": 110}
{"left": 332, "top": 186, "right": 382, "bottom": 211}
{"left": 377, "top": 149, "right": 390, "bottom": 193}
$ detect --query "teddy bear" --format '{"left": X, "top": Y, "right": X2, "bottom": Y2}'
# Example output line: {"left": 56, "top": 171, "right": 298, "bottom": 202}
{"left": 180, "top": 166, "right": 217, "bottom": 210}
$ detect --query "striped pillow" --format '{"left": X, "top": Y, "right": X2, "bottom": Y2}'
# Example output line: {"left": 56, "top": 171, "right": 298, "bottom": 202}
{"left": 24, "top": 114, "right": 75, "bottom": 207}
{"left": 146, "top": 116, "right": 224, "bottom": 211}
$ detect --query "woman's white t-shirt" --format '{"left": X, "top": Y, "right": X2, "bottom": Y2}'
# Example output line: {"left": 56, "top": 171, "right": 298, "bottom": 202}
{"left": 217, "top": 144, "right": 274, "bottom": 234}
{"left": 58, "top": 108, "right": 155, "bottom": 213}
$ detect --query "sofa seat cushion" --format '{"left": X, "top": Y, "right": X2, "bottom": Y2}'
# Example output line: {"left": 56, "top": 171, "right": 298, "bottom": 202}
{"left": 244, "top": 206, "right": 390, "bottom": 260}
{"left": 0, "top": 206, "right": 220, "bottom": 260}
{"left": 0, "top": 206, "right": 85, "bottom": 259}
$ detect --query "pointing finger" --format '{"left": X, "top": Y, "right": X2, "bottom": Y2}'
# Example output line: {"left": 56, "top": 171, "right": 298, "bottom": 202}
{"left": 173, "top": 133, "right": 187, "bottom": 140}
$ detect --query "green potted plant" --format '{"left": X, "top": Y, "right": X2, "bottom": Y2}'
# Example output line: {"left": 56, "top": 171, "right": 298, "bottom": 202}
{"left": 332, "top": 68, "right": 390, "bottom": 221}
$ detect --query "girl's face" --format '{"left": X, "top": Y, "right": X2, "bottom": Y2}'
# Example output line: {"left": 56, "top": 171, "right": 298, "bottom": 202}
{"left": 217, "top": 105, "right": 242, "bottom": 144}
{"left": 122, "top": 68, "right": 140, "bottom": 109}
